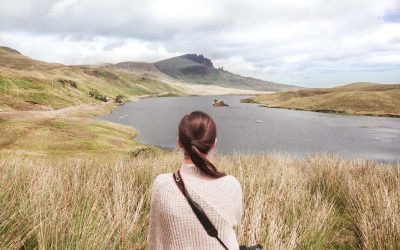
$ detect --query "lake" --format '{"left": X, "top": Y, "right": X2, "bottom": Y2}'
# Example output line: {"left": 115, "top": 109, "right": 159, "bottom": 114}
{"left": 96, "top": 95, "right": 400, "bottom": 162}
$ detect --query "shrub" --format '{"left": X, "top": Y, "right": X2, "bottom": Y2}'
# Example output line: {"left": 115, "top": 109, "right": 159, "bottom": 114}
{"left": 58, "top": 79, "right": 78, "bottom": 88}
{"left": 89, "top": 90, "right": 108, "bottom": 102}
{"left": 115, "top": 95, "right": 126, "bottom": 104}
{"left": 128, "top": 146, "right": 156, "bottom": 157}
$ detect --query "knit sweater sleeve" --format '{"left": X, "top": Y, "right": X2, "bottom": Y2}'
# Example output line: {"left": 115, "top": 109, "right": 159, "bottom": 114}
{"left": 231, "top": 176, "right": 244, "bottom": 224}
{"left": 147, "top": 175, "right": 165, "bottom": 250}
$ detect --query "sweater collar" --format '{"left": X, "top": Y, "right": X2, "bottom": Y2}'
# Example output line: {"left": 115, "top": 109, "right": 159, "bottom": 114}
{"left": 180, "top": 163, "right": 208, "bottom": 177}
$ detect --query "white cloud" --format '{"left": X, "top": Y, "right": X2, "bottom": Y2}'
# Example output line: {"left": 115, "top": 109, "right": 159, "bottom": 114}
{"left": 0, "top": 0, "right": 399, "bottom": 87}
{"left": 47, "top": 0, "right": 83, "bottom": 17}
{"left": 0, "top": 32, "right": 176, "bottom": 64}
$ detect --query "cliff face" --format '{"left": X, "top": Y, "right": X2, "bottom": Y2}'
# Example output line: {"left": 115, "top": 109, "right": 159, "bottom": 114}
{"left": 179, "top": 54, "right": 214, "bottom": 75}
{"left": 181, "top": 54, "right": 213, "bottom": 68}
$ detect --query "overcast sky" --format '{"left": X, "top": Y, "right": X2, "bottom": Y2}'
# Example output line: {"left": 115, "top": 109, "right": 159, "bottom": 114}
{"left": 0, "top": 0, "right": 399, "bottom": 87}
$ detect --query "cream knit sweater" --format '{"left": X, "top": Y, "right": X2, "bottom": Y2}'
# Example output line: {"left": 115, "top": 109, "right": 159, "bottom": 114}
{"left": 147, "top": 163, "right": 243, "bottom": 250}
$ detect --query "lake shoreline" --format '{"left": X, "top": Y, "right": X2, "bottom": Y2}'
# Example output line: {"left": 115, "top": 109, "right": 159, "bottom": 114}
{"left": 0, "top": 93, "right": 251, "bottom": 158}
{"left": 247, "top": 102, "right": 400, "bottom": 118}
{"left": 2, "top": 94, "right": 399, "bottom": 162}
{"left": 97, "top": 95, "right": 400, "bottom": 162}
{"left": 0, "top": 93, "right": 167, "bottom": 158}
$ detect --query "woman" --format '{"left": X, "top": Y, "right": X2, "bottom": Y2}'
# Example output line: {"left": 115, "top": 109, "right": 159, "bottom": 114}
{"left": 147, "top": 111, "right": 243, "bottom": 250}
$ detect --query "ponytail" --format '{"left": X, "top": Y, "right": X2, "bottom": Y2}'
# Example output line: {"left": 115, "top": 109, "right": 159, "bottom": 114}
{"left": 186, "top": 142, "right": 225, "bottom": 178}
{"left": 178, "top": 111, "right": 226, "bottom": 178}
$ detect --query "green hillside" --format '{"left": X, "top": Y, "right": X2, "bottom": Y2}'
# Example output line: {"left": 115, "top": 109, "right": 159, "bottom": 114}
{"left": 0, "top": 47, "right": 184, "bottom": 111}
{"left": 246, "top": 82, "right": 400, "bottom": 117}
{"left": 154, "top": 54, "right": 298, "bottom": 91}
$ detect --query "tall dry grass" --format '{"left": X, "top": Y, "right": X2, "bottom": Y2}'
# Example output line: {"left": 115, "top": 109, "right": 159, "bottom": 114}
{"left": 0, "top": 152, "right": 399, "bottom": 249}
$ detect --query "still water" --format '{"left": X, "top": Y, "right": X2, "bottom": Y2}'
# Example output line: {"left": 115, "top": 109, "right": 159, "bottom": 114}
{"left": 96, "top": 95, "right": 400, "bottom": 162}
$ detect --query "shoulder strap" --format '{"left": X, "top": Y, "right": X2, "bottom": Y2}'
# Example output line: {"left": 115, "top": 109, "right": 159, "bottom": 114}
{"left": 173, "top": 171, "right": 229, "bottom": 250}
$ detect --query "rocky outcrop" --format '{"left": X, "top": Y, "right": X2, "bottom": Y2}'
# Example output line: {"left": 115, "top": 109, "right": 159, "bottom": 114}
{"left": 213, "top": 99, "right": 229, "bottom": 107}
{"left": 179, "top": 54, "right": 215, "bottom": 75}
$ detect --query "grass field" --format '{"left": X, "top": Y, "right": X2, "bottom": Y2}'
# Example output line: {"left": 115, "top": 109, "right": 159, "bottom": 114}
{"left": 247, "top": 82, "right": 400, "bottom": 117}
{"left": 0, "top": 152, "right": 398, "bottom": 249}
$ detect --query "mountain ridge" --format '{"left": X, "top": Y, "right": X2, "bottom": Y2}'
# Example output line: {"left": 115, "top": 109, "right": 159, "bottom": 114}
{"left": 153, "top": 53, "right": 298, "bottom": 91}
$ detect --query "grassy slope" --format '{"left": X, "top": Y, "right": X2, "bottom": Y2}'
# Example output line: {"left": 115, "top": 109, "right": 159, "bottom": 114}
{"left": 0, "top": 153, "right": 398, "bottom": 249}
{"left": 154, "top": 56, "right": 297, "bottom": 91}
{"left": 0, "top": 102, "right": 160, "bottom": 158}
{"left": 0, "top": 117, "right": 136, "bottom": 158}
{"left": 0, "top": 46, "right": 184, "bottom": 111}
{"left": 249, "top": 82, "right": 400, "bottom": 117}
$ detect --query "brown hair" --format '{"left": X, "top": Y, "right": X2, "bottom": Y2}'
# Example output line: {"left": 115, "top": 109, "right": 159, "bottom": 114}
{"left": 178, "top": 111, "right": 225, "bottom": 178}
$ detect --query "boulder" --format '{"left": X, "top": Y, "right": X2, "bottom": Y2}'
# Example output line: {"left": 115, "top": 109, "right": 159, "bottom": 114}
{"left": 212, "top": 99, "right": 229, "bottom": 107}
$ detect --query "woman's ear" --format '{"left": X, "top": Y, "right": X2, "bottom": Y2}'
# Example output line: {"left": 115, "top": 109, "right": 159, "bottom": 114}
{"left": 177, "top": 136, "right": 183, "bottom": 148}
{"left": 212, "top": 137, "right": 217, "bottom": 149}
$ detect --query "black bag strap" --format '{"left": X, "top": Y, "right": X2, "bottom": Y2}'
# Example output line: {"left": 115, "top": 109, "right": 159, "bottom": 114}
{"left": 173, "top": 170, "right": 229, "bottom": 250}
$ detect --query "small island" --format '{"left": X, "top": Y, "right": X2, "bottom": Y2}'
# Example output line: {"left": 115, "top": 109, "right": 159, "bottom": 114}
{"left": 240, "top": 98, "right": 256, "bottom": 103}
{"left": 213, "top": 99, "right": 229, "bottom": 107}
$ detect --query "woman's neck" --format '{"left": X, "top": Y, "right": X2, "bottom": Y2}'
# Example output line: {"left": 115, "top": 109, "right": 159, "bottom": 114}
{"left": 183, "top": 156, "right": 193, "bottom": 164}
{"left": 183, "top": 154, "right": 209, "bottom": 164}
{"left": 183, "top": 150, "right": 208, "bottom": 164}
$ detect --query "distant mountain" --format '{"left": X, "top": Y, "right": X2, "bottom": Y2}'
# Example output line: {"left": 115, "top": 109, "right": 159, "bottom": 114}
{"left": 154, "top": 54, "right": 299, "bottom": 91}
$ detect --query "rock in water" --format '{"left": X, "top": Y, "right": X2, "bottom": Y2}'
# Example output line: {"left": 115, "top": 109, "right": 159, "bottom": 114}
{"left": 212, "top": 99, "right": 229, "bottom": 107}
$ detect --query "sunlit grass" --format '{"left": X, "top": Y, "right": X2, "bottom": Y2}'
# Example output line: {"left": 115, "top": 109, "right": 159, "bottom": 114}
{"left": 0, "top": 115, "right": 147, "bottom": 158}
{"left": 0, "top": 152, "right": 398, "bottom": 249}
{"left": 250, "top": 83, "right": 400, "bottom": 117}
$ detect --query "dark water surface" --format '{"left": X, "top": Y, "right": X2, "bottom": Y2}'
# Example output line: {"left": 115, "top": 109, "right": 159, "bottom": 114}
{"left": 96, "top": 95, "right": 400, "bottom": 162}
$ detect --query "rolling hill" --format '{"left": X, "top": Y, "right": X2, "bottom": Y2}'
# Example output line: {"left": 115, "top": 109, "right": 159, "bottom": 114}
{"left": 246, "top": 82, "right": 400, "bottom": 117}
{"left": 154, "top": 54, "right": 298, "bottom": 91}
{"left": 0, "top": 46, "right": 61, "bottom": 70}
{"left": 0, "top": 46, "right": 187, "bottom": 111}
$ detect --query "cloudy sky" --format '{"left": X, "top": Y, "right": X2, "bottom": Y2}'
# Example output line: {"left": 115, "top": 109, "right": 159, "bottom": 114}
{"left": 0, "top": 0, "right": 399, "bottom": 87}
